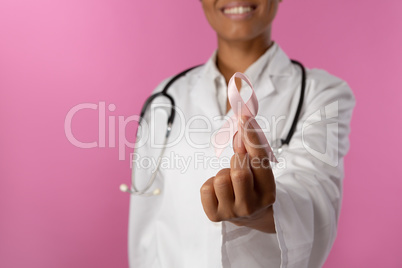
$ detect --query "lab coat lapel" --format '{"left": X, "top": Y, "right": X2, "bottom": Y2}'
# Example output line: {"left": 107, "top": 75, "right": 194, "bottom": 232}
{"left": 190, "top": 72, "right": 224, "bottom": 130}
{"left": 248, "top": 43, "right": 295, "bottom": 103}
{"left": 252, "top": 73, "right": 276, "bottom": 103}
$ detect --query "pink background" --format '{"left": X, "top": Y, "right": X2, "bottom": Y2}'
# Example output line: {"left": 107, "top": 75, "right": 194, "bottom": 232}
{"left": 1, "top": 0, "right": 401, "bottom": 267}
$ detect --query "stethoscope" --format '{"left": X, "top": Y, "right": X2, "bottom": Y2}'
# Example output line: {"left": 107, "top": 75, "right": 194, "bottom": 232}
{"left": 120, "top": 60, "right": 306, "bottom": 196}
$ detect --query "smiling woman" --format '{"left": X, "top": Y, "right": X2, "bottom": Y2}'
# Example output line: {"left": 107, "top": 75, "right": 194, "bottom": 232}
{"left": 1, "top": 0, "right": 401, "bottom": 267}
{"left": 127, "top": 1, "right": 355, "bottom": 268}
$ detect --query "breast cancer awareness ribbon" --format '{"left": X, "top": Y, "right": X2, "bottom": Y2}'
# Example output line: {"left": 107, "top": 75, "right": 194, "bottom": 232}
{"left": 214, "top": 72, "right": 278, "bottom": 163}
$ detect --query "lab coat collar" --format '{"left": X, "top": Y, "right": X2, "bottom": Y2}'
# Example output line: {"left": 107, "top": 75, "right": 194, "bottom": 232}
{"left": 243, "top": 42, "right": 294, "bottom": 83}
{"left": 190, "top": 42, "right": 295, "bottom": 128}
{"left": 200, "top": 42, "right": 294, "bottom": 82}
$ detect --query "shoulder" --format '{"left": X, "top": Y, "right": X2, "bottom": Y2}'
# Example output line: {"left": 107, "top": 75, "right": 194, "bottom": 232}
{"left": 303, "top": 67, "right": 356, "bottom": 112}
{"left": 306, "top": 68, "right": 354, "bottom": 99}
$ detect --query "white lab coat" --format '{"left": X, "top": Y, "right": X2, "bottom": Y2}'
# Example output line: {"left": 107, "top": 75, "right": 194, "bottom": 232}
{"left": 128, "top": 43, "right": 355, "bottom": 268}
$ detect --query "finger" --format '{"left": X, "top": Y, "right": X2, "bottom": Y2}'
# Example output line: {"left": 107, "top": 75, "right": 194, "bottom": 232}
{"left": 213, "top": 168, "right": 235, "bottom": 218}
{"left": 240, "top": 116, "right": 275, "bottom": 193}
{"left": 230, "top": 153, "right": 254, "bottom": 208}
{"left": 240, "top": 116, "right": 270, "bottom": 161}
{"left": 233, "top": 122, "right": 246, "bottom": 154}
{"left": 200, "top": 177, "right": 219, "bottom": 221}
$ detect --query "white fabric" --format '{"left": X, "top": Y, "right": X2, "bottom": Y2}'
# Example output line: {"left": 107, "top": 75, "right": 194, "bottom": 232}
{"left": 128, "top": 42, "right": 355, "bottom": 268}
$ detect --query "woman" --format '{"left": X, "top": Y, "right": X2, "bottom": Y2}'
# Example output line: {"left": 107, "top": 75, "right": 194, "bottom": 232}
{"left": 128, "top": 0, "right": 355, "bottom": 267}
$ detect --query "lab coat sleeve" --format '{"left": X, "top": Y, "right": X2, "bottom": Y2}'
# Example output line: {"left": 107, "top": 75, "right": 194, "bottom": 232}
{"left": 272, "top": 69, "right": 355, "bottom": 268}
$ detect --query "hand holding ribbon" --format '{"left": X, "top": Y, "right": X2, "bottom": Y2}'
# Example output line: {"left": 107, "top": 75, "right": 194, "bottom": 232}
{"left": 214, "top": 72, "right": 278, "bottom": 163}
{"left": 200, "top": 72, "right": 277, "bottom": 234}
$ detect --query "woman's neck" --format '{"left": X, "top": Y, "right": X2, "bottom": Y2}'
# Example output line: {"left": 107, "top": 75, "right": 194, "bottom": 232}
{"left": 216, "top": 34, "right": 273, "bottom": 85}
{"left": 216, "top": 32, "right": 273, "bottom": 114}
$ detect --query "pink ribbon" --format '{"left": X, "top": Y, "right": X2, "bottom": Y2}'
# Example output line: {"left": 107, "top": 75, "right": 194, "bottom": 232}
{"left": 214, "top": 72, "right": 278, "bottom": 163}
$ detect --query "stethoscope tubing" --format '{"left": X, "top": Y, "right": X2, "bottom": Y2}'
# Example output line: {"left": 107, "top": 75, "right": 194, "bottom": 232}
{"left": 121, "top": 61, "right": 306, "bottom": 196}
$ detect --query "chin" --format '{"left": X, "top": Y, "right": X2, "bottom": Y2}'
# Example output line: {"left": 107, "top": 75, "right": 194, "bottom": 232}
{"left": 218, "top": 27, "right": 263, "bottom": 43}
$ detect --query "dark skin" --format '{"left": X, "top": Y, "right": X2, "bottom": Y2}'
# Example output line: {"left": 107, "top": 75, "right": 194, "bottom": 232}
{"left": 200, "top": 0, "right": 282, "bottom": 233}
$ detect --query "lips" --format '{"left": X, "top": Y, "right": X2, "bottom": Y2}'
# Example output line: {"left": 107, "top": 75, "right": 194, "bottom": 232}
{"left": 220, "top": 2, "right": 257, "bottom": 19}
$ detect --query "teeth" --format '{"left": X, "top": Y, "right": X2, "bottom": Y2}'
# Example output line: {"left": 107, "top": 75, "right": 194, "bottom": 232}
{"left": 223, "top": 6, "right": 253, "bottom": 15}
